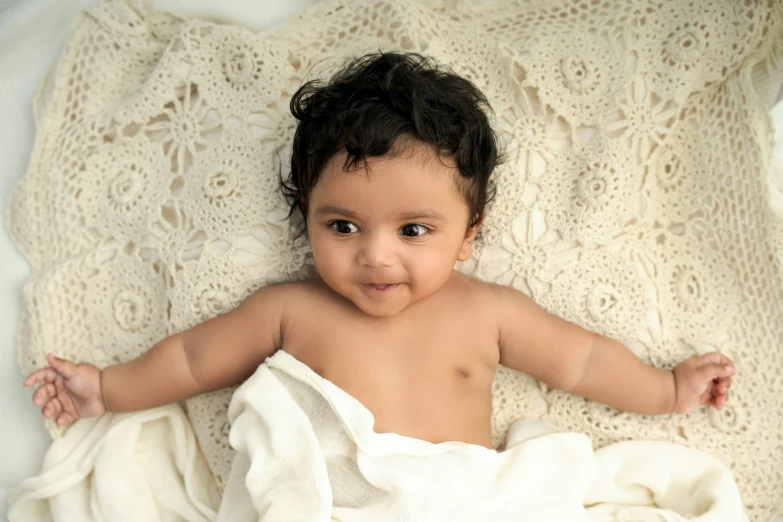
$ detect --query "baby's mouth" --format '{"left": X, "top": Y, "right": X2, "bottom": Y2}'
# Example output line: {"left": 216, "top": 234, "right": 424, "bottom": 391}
{"left": 361, "top": 282, "right": 399, "bottom": 294}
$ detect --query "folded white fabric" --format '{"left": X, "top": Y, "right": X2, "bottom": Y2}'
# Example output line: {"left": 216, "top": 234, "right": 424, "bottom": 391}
{"left": 7, "top": 404, "right": 220, "bottom": 522}
{"left": 218, "top": 350, "right": 747, "bottom": 522}
{"left": 6, "top": 351, "right": 748, "bottom": 521}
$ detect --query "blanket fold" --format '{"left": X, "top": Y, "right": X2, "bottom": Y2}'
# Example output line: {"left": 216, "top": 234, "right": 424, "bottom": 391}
{"left": 7, "top": 404, "right": 220, "bottom": 522}
{"left": 215, "top": 350, "right": 747, "bottom": 522}
{"left": 6, "top": 352, "right": 748, "bottom": 521}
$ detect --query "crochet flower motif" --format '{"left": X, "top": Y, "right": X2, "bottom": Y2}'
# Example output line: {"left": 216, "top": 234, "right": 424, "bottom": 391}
{"left": 138, "top": 200, "right": 209, "bottom": 280}
{"left": 196, "top": 283, "right": 234, "bottom": 320}
{"left": 245, "top": 105, "right": 298, "bottom": 155}
{"left": 184, "top": 25, "right": 301, "bottom": 117}
{"left": 670, "top": 263, "right": 705, "bottom": 312}
{"left": 649, "top": 148, "right": 683, "bottom": 193}
{"left": 222, "top": 41, "right": 265, "bottom": 91}
{"left": 113, "top": 286, "right": 149, "bottom": 331}
{"left": 664, "top": 24, "right": 707, "bottom": 67}
{"left": 81, "top": 248, "right": 168, "bottom": 361}
{"left": 536, "top": 141, "right": 639, "bottom": 246}
{"left": 495, "top": 86, "right": 571, "bottom": 183}
{"left": 231, "top": 206, "right": 310, "bottom": 282}
{"left": 641, "top": 115, "right": 710, "bottom": 223}
{"left": 180, "top": 134, "right": 276, "bottom": 240}
{"left": 198, "top": 394, "right": 234, "bottom": 454}
{"left": 477, "top": 211, "right": 580, "bottom": 299}
{"left": 602, "top": 76, "right": 677, "bottom": 162}
{"left": 573, "top": 163, "right": 617, "bottom": 211}
{"left": 203, "top": 166, "right": 238, "bottom": 204}
{"left": 76, "top": 135, "right": 171, "bottom": 240}
{"left": 648, "top": 233, "right": 739, "bottom": 337}
{"left": 629, "top": 2, "right": 762, "bottom": 98}
{"left": 516, "top": 31, "right": 626, "bottom": 125}
{"left": 544, "top": 248, "right": 651, "bottom": 342}
{"left": 146, "top": 83, "right": 223, "bottom": 174}
{"left": 166, "top": 249, "right": 259, "bottom": 333}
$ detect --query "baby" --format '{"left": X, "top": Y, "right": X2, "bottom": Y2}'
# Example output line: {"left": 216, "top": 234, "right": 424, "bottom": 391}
{"left": 24, "top": 51, "right": 735, "bottom": 451}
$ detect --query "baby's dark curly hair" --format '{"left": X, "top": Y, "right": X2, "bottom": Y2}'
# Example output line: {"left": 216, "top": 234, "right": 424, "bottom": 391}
{"left": 279, "top": 50, "right": 504, "bottom": 236}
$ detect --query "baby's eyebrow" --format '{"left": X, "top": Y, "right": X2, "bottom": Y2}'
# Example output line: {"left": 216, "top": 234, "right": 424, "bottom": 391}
{"left": 313, "top": 205, "right": 361, "bottom": 218}
{"left": 396, "top": 208, "right": 447, "bottom": 221}
{"left": 313, "top": 205, "right": 447, "bottom": 222}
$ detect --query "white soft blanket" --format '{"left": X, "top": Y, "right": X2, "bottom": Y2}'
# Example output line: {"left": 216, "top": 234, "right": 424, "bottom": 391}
{"left": 9, "top": 350, "right": 746, "bottom": 521}
{"left": 222, "top": 351, "right": 748, "bottom": 521}
{"left": 6, "top": 405, "right": 221, "bottom": 522}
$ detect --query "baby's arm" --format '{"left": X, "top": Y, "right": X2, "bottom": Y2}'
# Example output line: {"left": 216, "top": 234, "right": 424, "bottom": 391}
{"left": 25, "top": 283, "right": 289, "bottom": 422}
{"left": 102, "top": 283, "right": 288, "bottom": 412}
{"left": 491, "top": 284, "right": 734, "bottom": 415}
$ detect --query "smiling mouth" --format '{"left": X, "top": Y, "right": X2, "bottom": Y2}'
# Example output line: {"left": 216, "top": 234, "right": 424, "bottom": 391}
{"left": 361, "top": 283, "right": 399, "bottom": 295}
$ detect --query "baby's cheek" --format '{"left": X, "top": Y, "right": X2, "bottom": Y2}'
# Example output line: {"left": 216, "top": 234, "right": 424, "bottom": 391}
{"left": 319, "top": 253, "right": 350, "bottom": 283}
{"left": 405, "top": 250, "right": 450, "bottom": 293}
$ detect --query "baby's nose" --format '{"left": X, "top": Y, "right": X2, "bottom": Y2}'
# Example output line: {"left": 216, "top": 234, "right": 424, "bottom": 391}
{"left": 357, "top": 233, "right": 397, "bottom": 268}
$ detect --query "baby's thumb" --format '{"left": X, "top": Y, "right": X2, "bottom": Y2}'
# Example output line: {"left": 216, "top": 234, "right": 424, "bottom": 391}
{"left": 47, "top": 352, "right": 77, "bottom": 379}
{"left": 696, "top": 361, "right": 734, "bottom": 383}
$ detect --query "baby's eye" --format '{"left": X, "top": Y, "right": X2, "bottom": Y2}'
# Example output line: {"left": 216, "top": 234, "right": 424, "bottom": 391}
{"left": 330, "top": 220, "right": 358, "bottom": 234}
{"left": 400, "top": 224, "right": 430, "bottom": 237}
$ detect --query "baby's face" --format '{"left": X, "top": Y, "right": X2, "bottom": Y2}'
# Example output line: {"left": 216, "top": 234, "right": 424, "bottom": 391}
{"left": 307, "top": 142, "right": 480, "bottom": 318}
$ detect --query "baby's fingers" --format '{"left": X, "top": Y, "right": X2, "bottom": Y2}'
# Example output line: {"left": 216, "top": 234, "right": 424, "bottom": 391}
{"left": 715, "top": 376, "right": 731, "bottom": 394}
{"left": 55, "top": 412, "right": 74, "bottom": 426}
{"left": 43, "top": 397, "right": 63, "bottom": 420}
{"left": 33, "top": 382, "right": 57, "bottom": 407}
{"left": 23, "top": 367, "right": 58, "bottom": 387}
{"left": 698, "top": 352, "right": 735, "bottom": 372}
{"left": 695, "top": 361, "right": 735, "bottom": 383}
{"left": 46, "top": 353, "right": 78, "bottom": 379}
{"left": 711, "top": 389, "right": 729, "bottom": 409}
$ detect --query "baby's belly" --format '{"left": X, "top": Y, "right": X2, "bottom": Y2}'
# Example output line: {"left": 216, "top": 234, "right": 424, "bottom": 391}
{"left": 368, "top": 383, "right": 495, "bottom": 448}
{"left": 286, "top": 346, "right": 497, "bottom": 449}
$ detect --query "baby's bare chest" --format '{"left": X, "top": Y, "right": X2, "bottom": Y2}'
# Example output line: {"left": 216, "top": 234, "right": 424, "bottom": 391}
{"left": 282, "top": 298, "right": 500, "bottom": 446}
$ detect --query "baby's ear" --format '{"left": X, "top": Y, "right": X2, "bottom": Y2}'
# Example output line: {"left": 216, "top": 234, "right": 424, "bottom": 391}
{"left": 465, "top": 215, "right": 483, "bottom": 241}
{"left": 458, "top": 216, "right": 483, "bottom": 261}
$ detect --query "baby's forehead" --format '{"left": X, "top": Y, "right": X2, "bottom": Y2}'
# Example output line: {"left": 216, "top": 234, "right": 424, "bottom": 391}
{"left": 311, "top": 147, "right": 469, "bottom": 218}
{"left": 321, "top": 142, "right": 461, "bottom": 186}
{"left": 320, "top": 151, "right": 461, "bottom": 190}
{"left": 332, "top": 138, "right": 455, "bottom": 171}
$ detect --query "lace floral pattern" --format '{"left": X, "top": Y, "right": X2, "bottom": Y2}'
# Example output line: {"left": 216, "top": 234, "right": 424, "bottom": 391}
{"left": 7, "top": 0, "right": 783, "bottom": 518}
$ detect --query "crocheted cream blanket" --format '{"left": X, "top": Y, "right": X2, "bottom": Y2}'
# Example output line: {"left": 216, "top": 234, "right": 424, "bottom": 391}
{"left": 7, "top": 0, "right": 783, "bottom": 518}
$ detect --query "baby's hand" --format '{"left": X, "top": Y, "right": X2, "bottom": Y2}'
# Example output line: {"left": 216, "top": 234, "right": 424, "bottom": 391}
{"left": 23, "top": 352, "right": 106, "bottom": 426}
{"left": 672, "top": 352, "right": 735, "bottom": 414}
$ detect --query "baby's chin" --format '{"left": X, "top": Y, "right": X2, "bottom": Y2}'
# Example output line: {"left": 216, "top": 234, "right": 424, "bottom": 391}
{"left": 351, "top": 287, "right": 410, "bottom": 318}
{"left": 335, "top": 282, "right": 416, "bottom": 318}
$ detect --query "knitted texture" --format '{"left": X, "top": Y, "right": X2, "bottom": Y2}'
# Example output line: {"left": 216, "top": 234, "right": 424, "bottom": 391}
{"left": 7, "top": 0, "right": 783, "bottom": 518}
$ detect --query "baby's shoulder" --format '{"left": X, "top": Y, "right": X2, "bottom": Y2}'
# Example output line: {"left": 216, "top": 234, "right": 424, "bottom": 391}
{"left": 245, "top": 277, "right": 322, "bottom": 306}
{"left": 244, "top": 277, "right": 341, "bottom": 317}
{"left": 440, "top": 272, "right": 510, "bottom": 327}
{"left": 448, "top": 270, "right": 506, "bottom": 307}
{"left": 285, "top": 276, "right": 341, "bottom": 303}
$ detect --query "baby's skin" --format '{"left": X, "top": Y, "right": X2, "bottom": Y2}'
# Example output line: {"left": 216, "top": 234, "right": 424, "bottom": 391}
{"left": 24, "top": 140, "right": 734, "bottom": 448}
